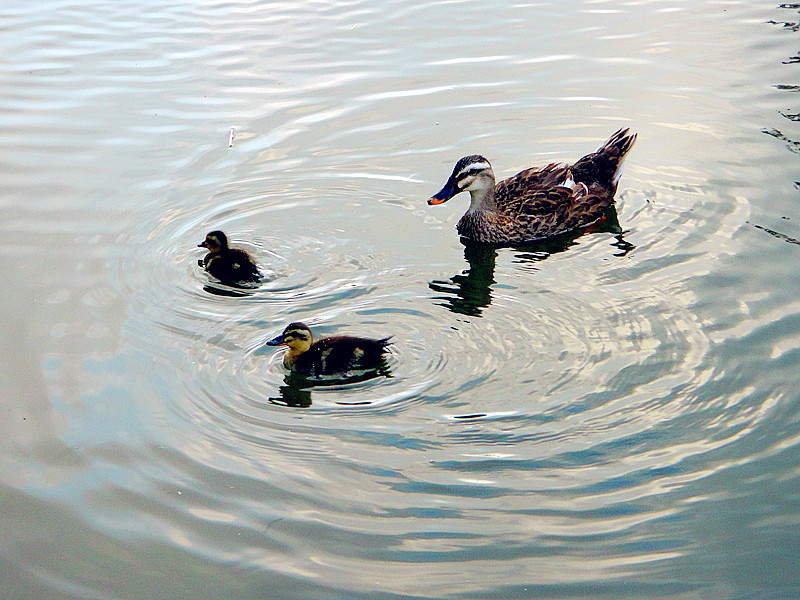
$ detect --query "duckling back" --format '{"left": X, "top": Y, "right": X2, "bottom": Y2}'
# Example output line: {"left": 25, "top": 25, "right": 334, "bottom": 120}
{"left": 204, "top": 248, "right": 261, "bottom": 285}
{"left": 295, "top": 335, "right": 392, "bottom": 376}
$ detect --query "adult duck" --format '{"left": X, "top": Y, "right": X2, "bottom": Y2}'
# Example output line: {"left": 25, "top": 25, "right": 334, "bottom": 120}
{"left": 427, "top": 128, "right": 637, "bottom": 244}
{"left": 197, "top": 230, "right": 261, "bottom": 286}
{"left": 266, "top": 322, "right": 391, "bottom": 376}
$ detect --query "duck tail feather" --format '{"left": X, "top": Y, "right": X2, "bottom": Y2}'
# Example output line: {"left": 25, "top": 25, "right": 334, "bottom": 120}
{"left": 572, "top": 128, "right": 637, "bottom": 191}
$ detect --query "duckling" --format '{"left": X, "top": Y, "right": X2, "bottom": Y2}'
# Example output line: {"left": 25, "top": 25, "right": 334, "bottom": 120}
{"left": 427, "top": 128, "right": 637, "bottom": 244}
{"left": 266, "top": 322, "right": 392, "bottom": 376}
{"left": 197, "top": 230, "right": 261, "bottom": 286}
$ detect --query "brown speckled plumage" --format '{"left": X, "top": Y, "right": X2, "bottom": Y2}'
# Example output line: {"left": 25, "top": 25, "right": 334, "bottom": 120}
{"left": 428, "top": 128, "right": 637, "bottom": 244}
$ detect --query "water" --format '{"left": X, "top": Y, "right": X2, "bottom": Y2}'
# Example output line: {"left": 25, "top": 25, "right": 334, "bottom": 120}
{"left": 2, "top": 0, "right": 800, "bottom": 598}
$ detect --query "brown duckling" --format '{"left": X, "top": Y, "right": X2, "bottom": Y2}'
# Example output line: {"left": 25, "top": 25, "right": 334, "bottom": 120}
{"left": 266, "top": 322, "right": 392, "bottom": 376}
{"left": 427, "top": 128, "right": 637, "bottom": 244}
{"left": 197, "top": 230, "right": 261, "bottom": 286}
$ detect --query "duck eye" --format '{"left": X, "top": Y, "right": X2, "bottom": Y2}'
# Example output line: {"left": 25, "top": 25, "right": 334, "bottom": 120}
{"left": 459, "top": 168, "right": 483, "bottom": 181}
{"left": 457, "top": 171, "right": 478, "bottom": 185}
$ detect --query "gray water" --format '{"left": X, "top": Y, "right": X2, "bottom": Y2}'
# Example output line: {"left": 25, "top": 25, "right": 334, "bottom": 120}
{"left": 2, "top": 1, "right": 800, "bottom": 598}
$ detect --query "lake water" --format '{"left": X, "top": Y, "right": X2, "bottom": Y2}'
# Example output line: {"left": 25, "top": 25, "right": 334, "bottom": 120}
{"left": 2, "top": 1, "right": 800, "bottom": 598}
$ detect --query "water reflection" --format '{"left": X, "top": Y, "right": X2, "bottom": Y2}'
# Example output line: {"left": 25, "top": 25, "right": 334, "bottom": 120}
{"left": 269, "top": 374, "right": 313, "bottom": 407}
{"left": 201, "top": 283, "right": 259, "bottom": 297}
{"left": 6, "top": 0, "right": 800, "bottom": 596}
{"left": 430, "top": 207, "right": 633, "bottom": 316}
{"left": 763, "top": 127, "right": 800, "bottom": 155}
{"left": 429, "top": 244, "right": 497, "bottom": 317}
{"left": 268, "top": 365, "right": 393, "bottom": 408}
{"left": 749, "top": 220, "right": 800, "bottom": 245}
{"left": 780, "top": 110, "right": 800, "bottom": 123}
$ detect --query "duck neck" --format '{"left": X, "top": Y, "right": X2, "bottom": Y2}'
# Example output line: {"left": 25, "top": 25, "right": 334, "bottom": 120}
{"left": 467, "top": 186, "right": 497, "bottom": 213}
{"left": 283, "top": 348, "right": 302, "bottom": 368}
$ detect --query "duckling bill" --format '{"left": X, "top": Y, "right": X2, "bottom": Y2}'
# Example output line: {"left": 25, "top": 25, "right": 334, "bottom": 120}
{"left": 197, "top": 230, "right": 261, "bottom": 286}
{"left": 266, "top": 322, "right": 391, "bottom": 377}
{"left": 428, "top": 128, "right": 637, "bottom": 244}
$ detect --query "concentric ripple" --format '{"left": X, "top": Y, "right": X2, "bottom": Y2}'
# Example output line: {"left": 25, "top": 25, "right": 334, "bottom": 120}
{"left": 100, "top": 100, "right": 776, "bottom": 600}
{"left": 5, "top": 0, "right": 800, "bottom": 598}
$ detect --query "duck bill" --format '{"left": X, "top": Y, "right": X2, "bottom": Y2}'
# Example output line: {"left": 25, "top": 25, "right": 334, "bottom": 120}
{"left": 428, "top": 179, "right": 458, "bottom": 206}
{"left": 197, "top": 241, "right": 208, "bottom": 248}
{"left": 266, "top": 334, "right": 286, "bottom": 346}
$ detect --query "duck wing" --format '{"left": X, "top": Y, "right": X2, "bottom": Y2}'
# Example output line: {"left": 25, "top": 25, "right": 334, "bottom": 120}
{"left": 493, "top": 164, "right": 611, "bottom": 239}
{"left": 496, "top": 162, "right": 569, "bottom": 197}
{"left": 307, "top": 336, "right": 391, "bottom": 376}
{"left": 227, "top": 249, "right": 262, "bottom": 282}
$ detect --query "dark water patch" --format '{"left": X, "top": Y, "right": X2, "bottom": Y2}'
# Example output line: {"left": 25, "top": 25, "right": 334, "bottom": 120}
{"left": 763, "top": 127, "right": 800, "bottom": 153}
{"left": 748, "top": 221, "right": 800, "bottom": 245}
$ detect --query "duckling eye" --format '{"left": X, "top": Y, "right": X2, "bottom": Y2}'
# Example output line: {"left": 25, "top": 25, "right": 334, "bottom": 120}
{"left": 286, "top": 332, "right": 309, "bottom": 341}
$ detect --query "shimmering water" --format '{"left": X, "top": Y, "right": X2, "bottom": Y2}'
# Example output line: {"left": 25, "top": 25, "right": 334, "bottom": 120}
{"left": 2, "top": 1, "right": 800, "bottom": 598}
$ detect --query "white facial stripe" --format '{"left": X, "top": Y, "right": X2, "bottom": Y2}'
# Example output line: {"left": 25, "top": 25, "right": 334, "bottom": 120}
{"left": 456, "top": 162, "right": 491, "bottom": 179}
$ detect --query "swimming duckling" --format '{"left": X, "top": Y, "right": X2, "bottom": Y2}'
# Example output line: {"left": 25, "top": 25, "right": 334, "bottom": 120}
{"left": 266, "top": 322, "right": 392, "bottom": 376}
{"left": 428, "top": 128, "right": 637, "bottom": 244}
{"left": 197, "top": 230, "right": 261, "bottom": 286}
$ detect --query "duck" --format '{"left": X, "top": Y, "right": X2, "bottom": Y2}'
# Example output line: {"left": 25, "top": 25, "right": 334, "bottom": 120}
{"left": 427, "top": 128, "right": 637, "bottom": 244}
{"left": 197, "top": 230, "right": 261, "bottom": 286}
{"left": 266, "top": 322, "right": 392, "bottom": 376}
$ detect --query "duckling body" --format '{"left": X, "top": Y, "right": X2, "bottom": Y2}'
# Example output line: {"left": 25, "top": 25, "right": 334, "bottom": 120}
{"left": 198, "top": 230, "right": 261, "bottom": 286}
{"left": 266, "top": 322, "right": 391, "bottom": 376}
{"left": 428, "top": 128, "right": 637, "bottom": 244}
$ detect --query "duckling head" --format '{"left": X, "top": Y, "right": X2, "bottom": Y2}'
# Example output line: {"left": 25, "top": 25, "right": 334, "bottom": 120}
{"left": 198, "top": 230, "right": 229, "bottom": 254}
{"left": 428, "top": 155, "right": 495, "bottom": 206}
{"left": 266, "top": 322, "right": 314, "bottom": 365}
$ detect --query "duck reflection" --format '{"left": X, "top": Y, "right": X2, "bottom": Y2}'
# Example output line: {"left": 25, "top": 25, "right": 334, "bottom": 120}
{"left": 270, "top": 373, "right": 313, "bottom": 407}
{"left": 429, "top": 206, "right": 633, "bottom": 317}
{"left": 429, "top": 244, "right": 498, "bottom": 317}
{"left": 202, "top": 284, "right": 257, "bottom": 297}
{"left": 268, "top": 366, "right": 393, "bottom": 408}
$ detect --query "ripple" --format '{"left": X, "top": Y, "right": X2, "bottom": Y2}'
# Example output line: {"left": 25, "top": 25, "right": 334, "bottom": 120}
{"left": 6, "top": 0, "right": 800, "bottom": 598}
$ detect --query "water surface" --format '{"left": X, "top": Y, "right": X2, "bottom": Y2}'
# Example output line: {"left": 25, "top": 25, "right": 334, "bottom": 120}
{"left": 2, "top": 1, "right": 800, "bottom": 599}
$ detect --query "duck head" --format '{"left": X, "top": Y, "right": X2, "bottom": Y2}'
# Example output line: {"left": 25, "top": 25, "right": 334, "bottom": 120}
{"left": 428, "top": 155, "right": 496, "bottom": 206}
{"left": 266, "top": 322, "right": 314, "bottom": 362}
{"left": 198, "top": 230, "right": 229, "bottom": 254}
